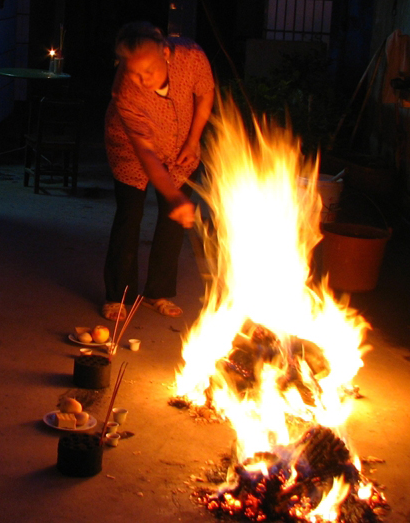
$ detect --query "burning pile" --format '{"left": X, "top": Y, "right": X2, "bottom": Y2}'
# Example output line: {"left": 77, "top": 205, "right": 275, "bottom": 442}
{"left": 197, "top": 426, "right": 385, "bottom": 522}
{"left": 171, "top": 97, "right": 387, "bottom": 521}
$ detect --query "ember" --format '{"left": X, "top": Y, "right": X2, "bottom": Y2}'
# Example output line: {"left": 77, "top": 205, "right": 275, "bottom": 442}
{"left": 171, "top": 96, "right": 384, "bottom": 521}
{"left": 193, "top": 432, "right": 389, "bottom": 522}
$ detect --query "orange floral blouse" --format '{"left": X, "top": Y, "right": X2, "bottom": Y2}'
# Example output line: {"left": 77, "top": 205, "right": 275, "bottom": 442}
{"left": 105, "top": 38, "right": 215, "bottom": 190}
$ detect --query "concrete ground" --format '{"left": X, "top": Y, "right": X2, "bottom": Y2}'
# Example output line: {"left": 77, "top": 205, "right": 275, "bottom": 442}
{"left": 1, "top": 125, "right": 410, "bottom": 522}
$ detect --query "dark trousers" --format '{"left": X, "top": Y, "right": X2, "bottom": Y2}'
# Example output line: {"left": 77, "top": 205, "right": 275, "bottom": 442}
{"left": 104, "top": 174, "right": 195, "bottom": 304}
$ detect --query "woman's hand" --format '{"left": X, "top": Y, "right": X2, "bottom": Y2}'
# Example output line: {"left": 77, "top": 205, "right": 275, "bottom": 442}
{"left": 176, "top": 141, "right": 198, "bottom": 166}
{"left": 168, "top": 194, "right": 195, "bottom": 228}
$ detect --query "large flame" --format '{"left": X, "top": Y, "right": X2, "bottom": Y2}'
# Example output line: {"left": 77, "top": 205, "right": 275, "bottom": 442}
{"left": 174, "top": 97, "right": 371, "bottom": 519}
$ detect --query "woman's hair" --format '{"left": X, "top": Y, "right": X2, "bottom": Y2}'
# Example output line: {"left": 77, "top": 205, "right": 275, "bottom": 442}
{"left": 115, "top": 21, "right": 169, "bottom": 57}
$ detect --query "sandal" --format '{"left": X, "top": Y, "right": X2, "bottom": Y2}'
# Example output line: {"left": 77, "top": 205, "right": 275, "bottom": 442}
{"left": 101, "top": 302, "right": 127, "bottom": 322}
{"left": 142, "top": 298, "right": 183, "bottom": 317}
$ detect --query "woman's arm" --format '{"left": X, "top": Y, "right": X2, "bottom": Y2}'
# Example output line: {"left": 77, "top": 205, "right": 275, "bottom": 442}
{"left": 133, "top": 135, "right": 195, "bottom": 228}
{"left": 176, "top": 89, "right": 214, "bottom": 166}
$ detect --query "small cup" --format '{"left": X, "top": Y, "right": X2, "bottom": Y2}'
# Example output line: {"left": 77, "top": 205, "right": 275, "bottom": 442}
{"left": 128, "top": 339, "right": 141, "bottom": 352}
{"left": 106, "top": 421, "right": 119, "bottom": 434}
{"left": 112, "top": 407, "right": 128, "bottom": 425}
{"left": 53, "top": 57, "right": 64, "bottom": 74}
{"left": 105, "top": 341, "right": 117, "bottom": 355}
{"left": 105, "top": 433, "right": 120, "bottom": 447}
{"left": 80, "top": 348, "right": 93, "bottom": 356}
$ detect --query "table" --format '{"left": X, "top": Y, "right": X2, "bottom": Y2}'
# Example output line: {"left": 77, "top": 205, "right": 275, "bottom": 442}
{"left": 0, "top": 66, "right": 71, "bottom": 99}
{"left": 0, "top": 67, "right": 71, "bottom": 102}
{"left": 0, "top": 67, "right": 72, "bottom": 148}
{"left": 0, "top": 67, "right": 70, "bottom": 80}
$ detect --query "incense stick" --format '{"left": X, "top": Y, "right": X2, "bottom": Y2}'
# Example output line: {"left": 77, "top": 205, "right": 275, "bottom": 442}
{"left": 109, "top": 294, "right": 144, "bottom": 359}
{"left": 110, "top": 285, "right": 128, "bottom": 357}
{"left": 113, "top": 295, "right": 144, "bottom": 349}
{"left": 99, "top": 361, "right": 128, "bottom": 445}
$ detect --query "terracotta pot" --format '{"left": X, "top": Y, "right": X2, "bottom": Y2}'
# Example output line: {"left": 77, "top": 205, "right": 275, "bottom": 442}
{"left": 322, "top": 223, "right": 391, "bottom": 292}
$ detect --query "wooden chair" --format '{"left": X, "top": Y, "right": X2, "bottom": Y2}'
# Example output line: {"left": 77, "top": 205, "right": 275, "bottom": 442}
{"left": 24, "top": 97, "right": 84, "bottom": 194}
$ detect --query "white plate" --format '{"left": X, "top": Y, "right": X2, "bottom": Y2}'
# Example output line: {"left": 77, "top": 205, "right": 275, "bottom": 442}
{"left": 68, "top": 333, "right": 111, "bottom": 347}
{"left": 43, "top": 410, "right": 97, "bottom": 431}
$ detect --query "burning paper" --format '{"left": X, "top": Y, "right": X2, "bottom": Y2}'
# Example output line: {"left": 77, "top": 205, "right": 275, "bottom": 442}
{"left": 172, "top": 97, "right": 384, "bottom": 521}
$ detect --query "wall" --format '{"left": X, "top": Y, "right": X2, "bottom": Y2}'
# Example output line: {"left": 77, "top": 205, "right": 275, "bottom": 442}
{"left": 370, "top": 0, "right": 410, "bottom": 54}
{"left": 244, "top": 39, "right": 326, "bottom": 78}
{"left": 0, "top": 0, "right": 18, "bottom": 121}
{"left": 0, "top": 0, "right": 30, "bottom": 122}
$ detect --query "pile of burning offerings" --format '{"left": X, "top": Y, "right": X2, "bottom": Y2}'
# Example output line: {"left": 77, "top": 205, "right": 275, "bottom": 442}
{"left": 171, "top": 97, "right": 389, "bottom": 521}
{"left": 172, "top": 321, "right": 388, "bottom": 522}
{"left": 197, "top": 428, "right": 387, "bottom": 522}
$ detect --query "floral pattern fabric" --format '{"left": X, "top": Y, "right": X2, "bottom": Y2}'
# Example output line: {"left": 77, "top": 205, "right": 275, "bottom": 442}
{"left": 105, "top": 38, "right": 215, "bottom": 190}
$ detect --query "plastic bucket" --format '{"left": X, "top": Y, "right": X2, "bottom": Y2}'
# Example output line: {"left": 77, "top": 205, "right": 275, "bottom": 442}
{"left": 298, "top": 174, "right": 343, "bottom": 223}
{"left": 322, "top": 223, "right": 391, "bottom": 292}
